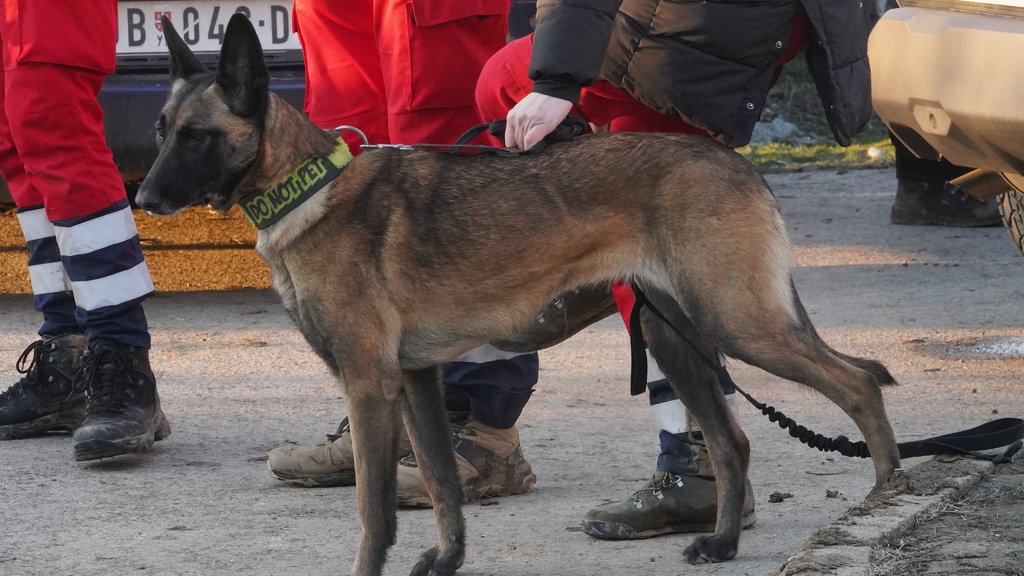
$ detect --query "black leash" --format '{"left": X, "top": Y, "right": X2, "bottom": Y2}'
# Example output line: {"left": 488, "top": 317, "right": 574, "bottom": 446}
{"left": 357, "top": 116, "right": 590, "bottom": 157}
{"left": 627, "top": 282, "right": 1023, "bottom": 464}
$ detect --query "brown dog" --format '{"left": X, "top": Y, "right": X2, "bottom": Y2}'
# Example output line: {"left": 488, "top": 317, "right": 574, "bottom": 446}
{"left": 136, "top": 14, "right": 902, "bottom": 576}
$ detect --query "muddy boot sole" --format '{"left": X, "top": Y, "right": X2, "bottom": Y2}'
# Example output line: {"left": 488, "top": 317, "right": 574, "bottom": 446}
{"left": 73, "top": 410, "right": 172, "bottom": 462}
{"left": 890, "top": 206, "right": 1002, "bottom": 227}
{"left": 582, "top": 508, "right": 757, "bottom": 540}
{"left": 397, "top": 469, "right": 538, "bottom": 508}
{"left": 0, "top": 408, "right": 85, "bottom": 440}
{"left": 267, "top": 465, "right": 356, "bottom": 487}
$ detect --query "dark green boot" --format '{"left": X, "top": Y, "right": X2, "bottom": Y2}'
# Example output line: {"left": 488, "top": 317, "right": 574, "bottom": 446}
{"left": 0, "top": 334, "right": 87, "bottom": 440}
{"left": 581, "top": 433, "right": 755, "bottom": 540}
{"left": 72, "top": 342, "right": 171, "bottom": 461}
{"left": 890, "top": 180, "right": 1002, "bottom": 227}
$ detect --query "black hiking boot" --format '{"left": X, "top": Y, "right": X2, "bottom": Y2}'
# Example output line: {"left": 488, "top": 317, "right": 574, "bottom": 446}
{"left": 71, "top": 342, "right": 171, "bottom": 461}
{"left": 890, "top": 180, "right": 1002, "bottom": 227}
{"left": 0, "top": 334, "right": 88, "bottom": 440}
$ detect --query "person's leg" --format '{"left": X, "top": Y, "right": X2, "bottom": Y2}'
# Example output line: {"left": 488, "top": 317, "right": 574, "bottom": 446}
{"left": 0, "top": 58, "right": 87, "bottom": 440}
{"left": 575, "top": 12, "right": 815, "bottom": 538}
{"left": 573, "top": 281, "right": 755, "bottom": 538}
{"left": 373, "top": 0, "right": 510, "bottom": 143}
{"left": 393, "top": 346, "right": 538, "bottom": 506}
{"left": 477, "top": 34, "right": 563, "bottom": 132}
{"left": 291, "top": 0, "right": 390, "bottom": 149}
{"left": 4, "top": 62, "right": 168, "bottom": 459}
{"left": 888, "top": 132, "right": 1001, "bottom": 227}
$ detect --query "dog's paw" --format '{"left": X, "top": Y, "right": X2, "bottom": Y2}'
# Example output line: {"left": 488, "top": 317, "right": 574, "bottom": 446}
{"left": 868, "top": 467, "right": 912, "bottom": 498}
{"left": 684, "top": 534, "right": 738, "bottom": 564}
{"left": 409, "top": 545, "right": 463, "bottom": 576}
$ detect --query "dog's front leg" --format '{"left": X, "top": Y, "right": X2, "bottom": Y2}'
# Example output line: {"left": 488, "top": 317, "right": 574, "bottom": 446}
{"left": 402, "top": 367, "right": 466, "bottom": 576}
{"left": 345, "top": 373, "right": 403, "bottom": 576}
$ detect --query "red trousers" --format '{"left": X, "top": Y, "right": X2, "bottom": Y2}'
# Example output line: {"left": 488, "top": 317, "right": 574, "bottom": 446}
{"left": 292, "top": 0, "right": 510, "bottom": 150}
{"left": 475, "top": 17, "right": 812, "bottom": 326}
{"left": 0, "top": 0, "right": 124, "bottom": 220}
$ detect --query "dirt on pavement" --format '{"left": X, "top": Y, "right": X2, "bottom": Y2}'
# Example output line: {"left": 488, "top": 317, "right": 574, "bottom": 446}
{"left": 868, "top": 458, "right": 1024, "bottom": 576}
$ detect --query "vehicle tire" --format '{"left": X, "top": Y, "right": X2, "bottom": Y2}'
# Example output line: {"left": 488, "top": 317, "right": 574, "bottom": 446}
{"left": 999, "top": 187, "right": 1024, "bottom": 258}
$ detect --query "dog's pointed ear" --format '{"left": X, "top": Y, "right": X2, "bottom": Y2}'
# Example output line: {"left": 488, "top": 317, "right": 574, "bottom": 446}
{"left": 216, "top": 13, "right": 269, "bottom": 117}
{"left": 162, "top": 16, "right": 207, "bottom": 80}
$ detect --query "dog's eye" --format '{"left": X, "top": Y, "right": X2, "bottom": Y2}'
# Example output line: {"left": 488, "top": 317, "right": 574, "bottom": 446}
{"left": 155, "top": 116, "right": 167, "bottom": 142}
{"left": 180, "top": 126, "right": 209, "bottom": 142}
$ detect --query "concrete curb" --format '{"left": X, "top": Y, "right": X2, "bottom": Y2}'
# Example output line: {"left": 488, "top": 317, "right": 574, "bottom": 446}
{"left": 776, "top": 457, "right": 995, "bottom": 575}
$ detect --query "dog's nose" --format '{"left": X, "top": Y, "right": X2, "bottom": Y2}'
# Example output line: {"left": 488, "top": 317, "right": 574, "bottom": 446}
{"left": 134, "top": 185, "right": 162, "bottom": 214}
{"left": 134, "top": 193, "right": 153, "bottom": 211}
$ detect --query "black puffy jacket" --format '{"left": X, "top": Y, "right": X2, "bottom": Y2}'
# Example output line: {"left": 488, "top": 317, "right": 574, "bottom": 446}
{"left": 528, "top": 0, "right": 873, "bottom": 147}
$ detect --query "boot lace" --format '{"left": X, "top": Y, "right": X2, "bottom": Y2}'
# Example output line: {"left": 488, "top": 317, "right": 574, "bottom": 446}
{"left": 631, "top": 471, "right": 685, "bottom": 508}
{"left": 0, "top": 340, "right": 44, "bottom": 403}
{"left": 74, "top": 346, "right": 138, "bottom": 417}
{"left": 326, "top": 417, "right": 351, "bottom": 442}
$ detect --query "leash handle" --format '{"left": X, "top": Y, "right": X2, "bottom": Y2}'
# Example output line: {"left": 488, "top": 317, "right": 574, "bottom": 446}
{"left": 452, "top": 121, "right": 506, "bottom": 146}
{"left": 452, "top": 116, "right": 590, "bottom": 152}
{"left": 895, "top": 418, "right": 1024, "bottom": 461}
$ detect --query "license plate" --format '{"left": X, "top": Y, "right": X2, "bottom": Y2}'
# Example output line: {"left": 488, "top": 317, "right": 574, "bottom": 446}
{"left": 117, "top": 1, "right": 300, "bottom": 55}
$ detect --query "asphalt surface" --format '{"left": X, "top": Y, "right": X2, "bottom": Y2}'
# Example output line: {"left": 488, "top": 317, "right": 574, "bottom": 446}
{"left": 0, "top": 166, "right": 1022, "bottom": 576}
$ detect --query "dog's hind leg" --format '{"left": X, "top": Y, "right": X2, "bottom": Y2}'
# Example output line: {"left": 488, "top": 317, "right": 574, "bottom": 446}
{"left": 639, "top": 291, "right": 749, "bottom": 564}
{"left": 401, "top": 367, "right": 466, "bottom": 576}
{"left": 729, "top": 332, "right": 900, "bottom": 489}
{"left": 345, "top": 369, "right": 403, "bottom": 576}
{"left": 707, "top": 289, "right": 901, "bottom": 490}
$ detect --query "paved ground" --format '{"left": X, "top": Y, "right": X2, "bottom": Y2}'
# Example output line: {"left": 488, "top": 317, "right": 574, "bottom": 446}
{"left": 868, "top": 458, "right": 1024, "bottom": 576}
{"left": 0, "top": 167, "right": 1022, "bottom": 576}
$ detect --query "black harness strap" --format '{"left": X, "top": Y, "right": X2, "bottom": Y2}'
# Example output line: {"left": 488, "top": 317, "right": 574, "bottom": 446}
{"left": 627, "top": 282, "right": 1024, "bottom": 463}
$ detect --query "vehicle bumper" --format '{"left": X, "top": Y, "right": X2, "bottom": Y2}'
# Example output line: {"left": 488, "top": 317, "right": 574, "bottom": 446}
{"left": 870, "top": 7, "right": 1024, "bottom": 176}
{"left": 99, "top": 69, "right": 306, "bottom": 183}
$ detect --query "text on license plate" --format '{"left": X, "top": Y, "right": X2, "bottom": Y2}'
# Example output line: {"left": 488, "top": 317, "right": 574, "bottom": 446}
{"left": 117, "top": 1, "right": 300, "bottom": 55}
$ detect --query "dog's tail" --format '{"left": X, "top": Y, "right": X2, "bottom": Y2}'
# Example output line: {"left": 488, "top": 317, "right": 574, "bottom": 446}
{"left": 791, "top": 280, "right": 898, "bottom": 386}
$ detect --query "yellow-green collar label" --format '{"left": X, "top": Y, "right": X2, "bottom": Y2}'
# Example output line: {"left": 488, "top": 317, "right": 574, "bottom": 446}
{"left": 240, "top": 139, "right": 352, "bottom": 229}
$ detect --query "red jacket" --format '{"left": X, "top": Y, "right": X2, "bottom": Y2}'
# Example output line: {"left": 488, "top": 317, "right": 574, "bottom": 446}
{"left": 3, "top": 0, "right": 117, "bottom": 73}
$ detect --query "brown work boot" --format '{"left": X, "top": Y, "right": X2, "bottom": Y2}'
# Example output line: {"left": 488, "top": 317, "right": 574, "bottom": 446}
{"left": 581, "top": 433, "right": 755, "bottom": 539}
{"left": 395, "top": 418, "right": 537, "bottom": 507}
{"left": 267, "top": 417, "right": 414, "bottom": 487}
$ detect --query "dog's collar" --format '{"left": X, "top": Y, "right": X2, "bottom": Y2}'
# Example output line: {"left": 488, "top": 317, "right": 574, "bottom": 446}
{"left": 238, "top": 138, "right": 352, "bottom": 229}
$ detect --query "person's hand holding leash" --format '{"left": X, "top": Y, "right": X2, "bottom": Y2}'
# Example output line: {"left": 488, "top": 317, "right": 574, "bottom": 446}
{"left": 505, "top": 92, "right": 573, "bottom": 150}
